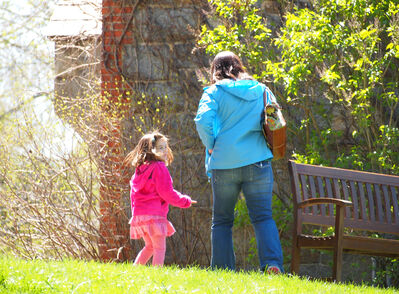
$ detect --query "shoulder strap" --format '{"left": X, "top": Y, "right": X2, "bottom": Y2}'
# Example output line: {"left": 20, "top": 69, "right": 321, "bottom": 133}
{"left": 263, "top": 89, "right": 267, "bottom": 107}
{"left": 263, "top": 87, "right": 278, "bottom": 106}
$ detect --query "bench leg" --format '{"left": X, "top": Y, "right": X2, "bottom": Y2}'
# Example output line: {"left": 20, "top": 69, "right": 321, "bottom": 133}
{"left": 332, "top": 206, "right": 345, "bottom": 282}
{"left": 332, "top": 247, "right": 343, "bottom": 282}
{"left": 291, "top": 240, "right": 300, "bottom": 275}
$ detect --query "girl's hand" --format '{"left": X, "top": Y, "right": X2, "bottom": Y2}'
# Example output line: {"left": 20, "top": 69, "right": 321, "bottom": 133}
{"left": 191, "top": 200, "right": 197, "bottom": 204}
{"left": 208, "top": 149, "right": 213, "bottom": 154}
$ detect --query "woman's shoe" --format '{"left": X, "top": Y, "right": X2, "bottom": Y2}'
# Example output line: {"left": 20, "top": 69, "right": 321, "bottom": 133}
{"left": 266, "top": 266, "right": 281, "bottom": 274}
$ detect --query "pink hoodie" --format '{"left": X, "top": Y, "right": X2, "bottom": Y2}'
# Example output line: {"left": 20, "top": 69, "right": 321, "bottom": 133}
{"left": 130, "top": 161, "right": 192, "bottom": 217}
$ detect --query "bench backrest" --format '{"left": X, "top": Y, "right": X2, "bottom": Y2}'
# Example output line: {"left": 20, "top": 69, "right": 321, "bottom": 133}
{"left": 288, "top": 160, "right": 399, "bottom": 235}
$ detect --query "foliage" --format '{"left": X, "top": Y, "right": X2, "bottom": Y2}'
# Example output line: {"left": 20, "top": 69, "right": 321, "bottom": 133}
{"left": 197, "top": 0, "right": 399, "bottom": 283}
{"left": 373, "top": 258, "right": 399, "bottom": 288}
{"left": 198, "top": 0, "right": 399, "bottom": 174}
{"left": 267, "top": 0, "right": 399, "bottom": 174}
{"left": 0, "top": 0, "right": 53, "bottom": 118}
{"left": 0, "top": 255, "right": 396, "bottom": 294}
{"left": 0, "top": 0, "right": 104, "bottom": 260}
{"left": 272, "top": 193, "right": 293, "bottom": 268}
{"left": 0, "top": 93, "right": 102, "bottom": 259}
{"left": 197, "top": 0, "right": 273, "bottom": 81}
{"left": 233, "top": 197, "right": 258, "bottom": 268}
{"left": 233, "top": 195, "right": 293, "bottom": 269}
{"left": 125, "top": 92, "right": 172, "bottom": 137}
{"left": 266, "top": 2, "right": 399, "bottom": 284}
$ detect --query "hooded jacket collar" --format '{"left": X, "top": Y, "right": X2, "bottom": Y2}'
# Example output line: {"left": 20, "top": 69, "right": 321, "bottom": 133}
{"left": 212, "top": 79, "right": 264, "bottom": 101}
{"left": 131, "top": 162, "right": 158, "bottom": 192}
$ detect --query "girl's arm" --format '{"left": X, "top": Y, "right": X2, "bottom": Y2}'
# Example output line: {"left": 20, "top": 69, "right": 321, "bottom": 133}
{"left": 153, "top": 162, "right": 192, "bottom": 208}
{"left": 194, "top": 92, "right": 217, "bottom": 151}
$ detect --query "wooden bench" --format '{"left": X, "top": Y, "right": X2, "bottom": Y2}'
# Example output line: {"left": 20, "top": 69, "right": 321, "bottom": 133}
{"left": 288, "top": 160, "right": 399, "bottom": 282}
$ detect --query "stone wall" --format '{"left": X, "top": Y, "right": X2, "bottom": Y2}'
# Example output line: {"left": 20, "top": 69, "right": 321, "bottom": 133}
{"left": 100, "top": 0, "right": 212, "bottom": 264}
{"left": 98, "top": 0, "right": 287, "bottom": 267}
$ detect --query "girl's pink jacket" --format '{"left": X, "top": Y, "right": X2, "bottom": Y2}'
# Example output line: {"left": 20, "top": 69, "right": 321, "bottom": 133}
{"left": 130, "top": 161, "right": 192, "bottom": 217}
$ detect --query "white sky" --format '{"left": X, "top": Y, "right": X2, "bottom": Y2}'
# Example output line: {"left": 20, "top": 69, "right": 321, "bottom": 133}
{"left": 0, "top": 0, "right": 80, "bottom": 155}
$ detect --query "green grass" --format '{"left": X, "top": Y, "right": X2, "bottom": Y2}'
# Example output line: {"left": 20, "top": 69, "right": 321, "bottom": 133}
{"left": 0, "top": 255, "right": 396, "bottom": 293}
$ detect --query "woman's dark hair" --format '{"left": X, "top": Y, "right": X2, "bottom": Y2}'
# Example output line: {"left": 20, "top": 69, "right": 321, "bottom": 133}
{"left": 210, "top": 51, "right": 254, "bottom": 83}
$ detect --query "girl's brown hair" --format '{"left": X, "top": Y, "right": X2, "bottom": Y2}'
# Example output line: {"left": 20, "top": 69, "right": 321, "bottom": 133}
{"left": 124, "top": 131, "right": 173, "bottom": 168}
{"left": 210, "top": 51, "right": 254, "bottom": 83}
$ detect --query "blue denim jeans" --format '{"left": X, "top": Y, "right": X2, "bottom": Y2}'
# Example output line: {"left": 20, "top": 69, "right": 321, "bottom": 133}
{"left": 210, "top": 160, "right": 283, "bottom": 271}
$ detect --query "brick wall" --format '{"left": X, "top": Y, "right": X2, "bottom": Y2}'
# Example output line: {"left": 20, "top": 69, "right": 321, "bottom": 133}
{"left": 98, "top": 0, "right": 136, "bottom": 261}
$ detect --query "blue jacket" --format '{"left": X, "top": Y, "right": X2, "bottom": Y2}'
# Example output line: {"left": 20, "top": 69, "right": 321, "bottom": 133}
{"left": 194, "top": 79, "right": 274, "bottom": 175}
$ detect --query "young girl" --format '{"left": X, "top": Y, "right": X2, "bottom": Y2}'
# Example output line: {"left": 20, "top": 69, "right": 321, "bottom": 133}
{"left": 124, "top": 131, "right": 196, "bottom": 266}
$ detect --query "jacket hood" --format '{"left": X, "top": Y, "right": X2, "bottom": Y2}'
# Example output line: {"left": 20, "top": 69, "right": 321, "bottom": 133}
{"left": 131, "top": 162, "right": 157, "bottom": 191}
{"left": 212, "top": 79, "right": 264, "bottom": 101}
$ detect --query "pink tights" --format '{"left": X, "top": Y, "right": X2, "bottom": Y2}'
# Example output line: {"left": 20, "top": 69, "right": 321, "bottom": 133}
{"left": 134, "top": 233, "right": 166, "bottom": 266}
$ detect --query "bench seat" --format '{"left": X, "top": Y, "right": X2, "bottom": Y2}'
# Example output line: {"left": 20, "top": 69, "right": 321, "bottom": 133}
{"left": 298, "top": 234, "right": 399, "bottom": 257}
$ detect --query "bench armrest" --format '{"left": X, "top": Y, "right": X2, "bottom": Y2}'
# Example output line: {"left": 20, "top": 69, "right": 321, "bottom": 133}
{"left": 298, "top": 198, "right": 352, "bottom": 209}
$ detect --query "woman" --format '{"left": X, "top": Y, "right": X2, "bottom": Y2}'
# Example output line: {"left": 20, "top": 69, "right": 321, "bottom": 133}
{"left": 194, "top": 51, "right": 283, "bottom": 273}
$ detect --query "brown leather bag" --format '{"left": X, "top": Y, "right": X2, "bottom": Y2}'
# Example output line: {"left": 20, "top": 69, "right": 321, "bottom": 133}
{"left": 261, "top": 89, "right": 287, "bottom": 160}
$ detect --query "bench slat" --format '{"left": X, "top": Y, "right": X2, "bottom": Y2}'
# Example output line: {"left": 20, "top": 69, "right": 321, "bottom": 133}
{"left": 289, "top": 161, "right": 302, "bottom": 211}
{"left": 392, "top": 186, "right": 399, "bottom": 225}
{"left": 300, "top": 174, "right": 310, "bottom": 214}
{"left": 366, "top": 183, "right": 375, "bottom": 222}
{"left": 374, "top": 184, "right": 383, "bottom": 223}
{"left": 342, "top": 180, "right": 351, "bottom": 218}
{"left": 309, "top": 176, "right": 317, "bottom": 215}
{"left": 317, "top": 176, "right": 326, "bottom": 217}
{"left": 333, "top": 178, "right": 341, "bottom": 198}
{"left": 333, "top": 178, "right": 345, "bottom": 218}
{"left": 325, "top": 178, "right": 334, "bottom": 216}
{"left": 358, "top": 183, "right": 367, "bottom": 221}
{"left": 382, "top": 185, "right": 392, "bottom": 224}
{"left": 350, "top": 180, "right": 359, "bottom": 220}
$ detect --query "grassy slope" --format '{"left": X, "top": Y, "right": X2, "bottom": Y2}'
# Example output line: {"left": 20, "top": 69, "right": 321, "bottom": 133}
{"left": 0, "top": 255, "right": 396, "bottom": 293}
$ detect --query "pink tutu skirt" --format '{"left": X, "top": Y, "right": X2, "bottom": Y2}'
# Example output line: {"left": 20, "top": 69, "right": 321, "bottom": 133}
{"left": 129, "top": 215, "right": 176, "bottom": 239}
